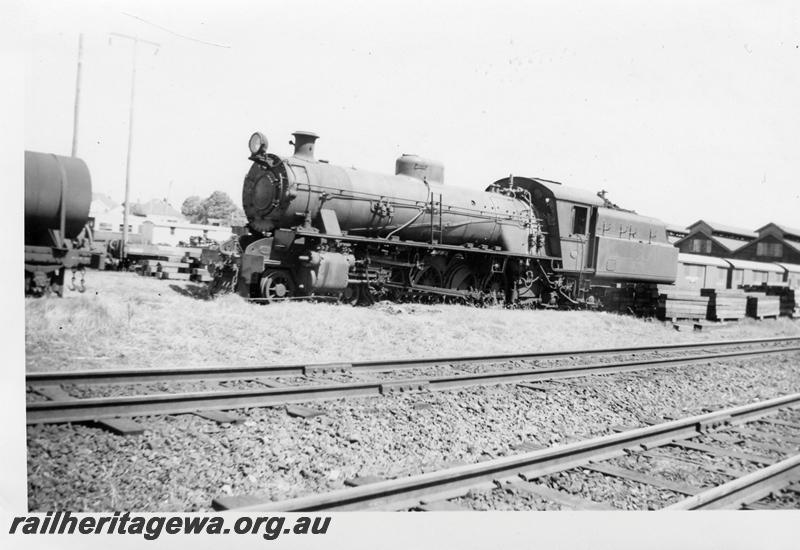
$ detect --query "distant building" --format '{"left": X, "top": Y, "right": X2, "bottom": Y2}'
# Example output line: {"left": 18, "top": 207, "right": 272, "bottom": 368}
{"left": 673, "top": 220, "right": 755, "bottom": 257}
{"left": 665, "top": 223, "right": 689, "bottom": 245}
{"left": 89, "top": 195, "right": 233, "bottom": 247}
{"left": 139, "top": 220, "right": 234, "bottom": 247}
{"left": 130, "top": 198, "right": 185, "bottom": 224}
{"left": 732, "top": 223, "right": 800, "bottom": 264}
{"left": 89, "top": 193, "right": 131, "bottom": 233}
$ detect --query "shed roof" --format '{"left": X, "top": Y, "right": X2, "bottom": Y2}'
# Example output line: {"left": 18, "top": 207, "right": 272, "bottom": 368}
{"left": 776, "top": 263, "right": 800, "bottom": 274}
{"left": 726, "top": 258, "right": 784, "bottom": 272}
{"left": 713, "top": 236, "right": 750, "bottom": 252}
{"left": 665, "top": 223, "right": 689, "bottom": 235}
{"left": 667, "top": 235, "right": 683, "bottom": 245}
{"left": 678, "top": 253, "right": 730, "bottom": 268}
{"left": 784, "top": 240, "right": 800, "bottom": 254}
{"left": 131, "top": 199, "right": 184, "bottom": 219}
{"left": 688, "top": 220, "right": 756, "bottom": 239}
{"left": 91, "top": 193, "right": 119, "bottom": 211}
{"left": 756, "top": 222, "right": 800, "bottom": 238}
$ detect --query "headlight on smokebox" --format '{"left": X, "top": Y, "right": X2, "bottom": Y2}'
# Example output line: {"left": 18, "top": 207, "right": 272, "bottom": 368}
{"left": 249, "top": 132, "right": 268, "bottom": 155}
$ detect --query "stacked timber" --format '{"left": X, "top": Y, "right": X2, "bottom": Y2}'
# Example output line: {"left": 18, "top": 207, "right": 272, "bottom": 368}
{"left": 741, "top": 284, "right": 797, "bottom": 318}
{"left": 782, "top": 289, "right": 799, "bottom": 318}
{"left": 700, "top": 288, "right": 747, "bottom": 321}
{"left": 138, "top": 259, "right": 193, "bottom": 281}
{"left": 743, "top": 291, "right": 780, "bottom": 319}
{"left": 648, "top": 285, "right": 709, "bottom": 321}
{"left": 781, "top": 289, "right": 800, "bottom": 319}
{"left": 768, "top": 287, "right": 798, "bottom": 318}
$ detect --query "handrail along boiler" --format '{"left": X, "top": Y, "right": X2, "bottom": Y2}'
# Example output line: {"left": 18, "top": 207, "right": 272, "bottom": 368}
{"left": 212, "top": 131, "right": 677, "bottom": 306}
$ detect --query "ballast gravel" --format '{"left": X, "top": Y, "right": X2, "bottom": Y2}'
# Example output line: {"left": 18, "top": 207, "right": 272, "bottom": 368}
{"left": 26, "top": 349, "right": 800, "bottom": 511}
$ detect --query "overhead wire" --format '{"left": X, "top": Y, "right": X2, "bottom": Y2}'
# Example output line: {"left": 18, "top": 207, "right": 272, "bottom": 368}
{"left": 122, "top": 12, "right": 231, "bottom": 49}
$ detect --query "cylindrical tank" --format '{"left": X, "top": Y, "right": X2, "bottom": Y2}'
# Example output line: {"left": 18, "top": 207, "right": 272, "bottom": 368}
{"left": 25, "top": 151, "right": 92, "bottom": 246}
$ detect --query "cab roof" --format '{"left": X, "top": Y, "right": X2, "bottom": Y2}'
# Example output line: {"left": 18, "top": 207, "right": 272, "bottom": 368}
{"left": 491, "top": 176, "right": 605, "bottom": 207}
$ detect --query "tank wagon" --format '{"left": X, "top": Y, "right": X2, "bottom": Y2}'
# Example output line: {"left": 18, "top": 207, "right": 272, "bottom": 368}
{"left": 25, "top": 151, "right": 92, "bottom": 296}
{"left": 212, "top": 131, "right": 677, "bottom": 307}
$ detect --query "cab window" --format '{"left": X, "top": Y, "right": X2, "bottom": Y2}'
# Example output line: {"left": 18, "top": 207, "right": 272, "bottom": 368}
{"left": 572, "top": 206, "right": 588, "bottom": 235}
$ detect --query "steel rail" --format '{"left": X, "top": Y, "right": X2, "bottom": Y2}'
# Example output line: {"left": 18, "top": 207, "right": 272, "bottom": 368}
{"left": 26, "top": 345, "right": 800, "bottom": 425}
{"left": 211, "top": 393, "right": 800, "bottom": 511}
{"left": 663, "top": 454, "right": 800, "bottom": 510}
{"left": 26, "top": 336, "right": 800, "bottom": 386}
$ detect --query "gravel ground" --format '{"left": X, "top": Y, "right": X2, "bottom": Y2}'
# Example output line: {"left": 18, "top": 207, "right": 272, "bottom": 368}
{"left": 452, "top": 486, "right": 566, "bottom": 511}
{"left": 609, "top": 452, "right": 733, "bottom": 489}
{"left": 633, "top": 445, "right": 759, "bottom": 478}
{"left": 25, "top": 271, "right": 800, "bottom": 511}
{"left": 25, "top": 271, "right": 800, "bottom": 373}
{"left": 26, "top": 349, "right": 800, "bottom": 511}
{"left": 537, "top": 468, "right": 684, "bottom": 510}
{"left": 25, "top": 341, "right": 799, "bottom": 403}
{"left": 758, "top": 491, "right": 800, "bottom": 509}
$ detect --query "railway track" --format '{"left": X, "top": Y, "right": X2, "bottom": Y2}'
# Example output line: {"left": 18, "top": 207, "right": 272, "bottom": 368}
{"left": 212, "top": 393, "right": 800, "bottom": 511}
{"left": 26, "top": 337, "right": 800, "bottom": 425}
{"left": 27, "top": 335, "right": 800, "bottom": 386}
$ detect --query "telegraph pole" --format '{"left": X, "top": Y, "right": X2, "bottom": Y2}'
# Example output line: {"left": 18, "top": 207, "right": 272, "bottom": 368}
{"left": 71, "top": 33, "right": 84, "bottom": 157}
{"left": 109, "top": 32, "right": 160, "bottom": 263}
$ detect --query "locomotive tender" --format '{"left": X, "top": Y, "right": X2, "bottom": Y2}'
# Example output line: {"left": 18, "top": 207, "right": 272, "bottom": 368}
{"left": 218, "top": 130, "right": 678, "bottom": 306}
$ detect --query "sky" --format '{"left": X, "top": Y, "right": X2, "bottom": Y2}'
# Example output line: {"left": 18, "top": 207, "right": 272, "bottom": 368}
{"left": 5, "top": 3, "right": 800, "bottom": 544}
{"left": 21, "top": 0, "right": 800, "bottom": 230}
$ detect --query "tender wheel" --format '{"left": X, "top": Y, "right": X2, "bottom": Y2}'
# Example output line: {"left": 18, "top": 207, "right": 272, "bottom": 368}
{"left": 259, "top": 269, "right": 295, "bottom": 302}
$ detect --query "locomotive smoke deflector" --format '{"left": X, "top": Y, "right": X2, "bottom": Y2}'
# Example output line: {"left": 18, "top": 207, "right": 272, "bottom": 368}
{"left": 291, "top": 131, "right": 319, "bottom": 161}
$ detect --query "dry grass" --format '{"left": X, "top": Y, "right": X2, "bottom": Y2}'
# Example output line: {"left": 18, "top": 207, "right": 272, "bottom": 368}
{"left": 25, "top": 271, "right": 800, "bottom": 372}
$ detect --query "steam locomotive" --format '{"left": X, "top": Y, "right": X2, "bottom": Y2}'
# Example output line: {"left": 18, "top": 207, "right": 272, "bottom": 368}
{"left": 211, "top": 131, "right": 678, "bottom": 307}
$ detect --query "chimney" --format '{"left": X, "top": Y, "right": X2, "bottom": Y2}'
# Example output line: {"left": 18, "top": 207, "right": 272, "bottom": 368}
{"left": 292, "top": 131, "right": 319, "bottom": 161}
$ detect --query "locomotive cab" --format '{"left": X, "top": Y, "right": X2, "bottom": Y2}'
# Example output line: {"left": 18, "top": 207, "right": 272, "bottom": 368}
{"left": 492, "top": 176, "right": 678, "bottom": 302}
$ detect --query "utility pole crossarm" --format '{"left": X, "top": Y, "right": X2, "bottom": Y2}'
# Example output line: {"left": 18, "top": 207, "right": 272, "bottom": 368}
{"left": 109, "top": 32, "right": 161, "bottom": 50}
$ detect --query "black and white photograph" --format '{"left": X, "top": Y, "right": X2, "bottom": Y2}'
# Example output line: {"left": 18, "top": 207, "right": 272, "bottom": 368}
{"left": 5, "top": 0, "right": 800, "bottom": 547}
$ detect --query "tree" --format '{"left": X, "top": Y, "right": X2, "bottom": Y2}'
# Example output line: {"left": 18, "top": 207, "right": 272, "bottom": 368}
{"left": 202, "top": 191, "right": 238, "bottom": 223}
{"left": 181, "top": 191, "right": 245, "bottom": 225}
{"left": 181, "top": 196, "right": 205, "bottom": 223}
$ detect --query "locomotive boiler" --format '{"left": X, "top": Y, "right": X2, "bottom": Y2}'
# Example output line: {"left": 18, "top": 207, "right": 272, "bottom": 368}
{"left": 214, "top": 130, "right": 677, "bottom": 307}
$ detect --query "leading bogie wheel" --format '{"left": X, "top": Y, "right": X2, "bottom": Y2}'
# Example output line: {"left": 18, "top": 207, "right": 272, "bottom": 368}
{"left": 259, "top": 270, "right": 295, "bottom": 302}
